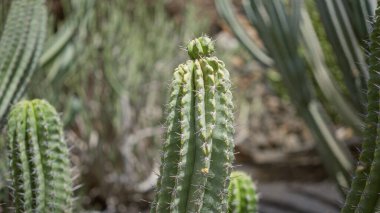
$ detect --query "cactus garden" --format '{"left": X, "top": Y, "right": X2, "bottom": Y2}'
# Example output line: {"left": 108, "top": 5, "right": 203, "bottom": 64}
{"left": 1, "top": 0, "right": 380, "bottom": 212}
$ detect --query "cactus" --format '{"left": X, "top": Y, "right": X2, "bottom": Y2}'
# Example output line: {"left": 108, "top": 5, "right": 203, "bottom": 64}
{"left": 228, "top": 171, "right": 258, "bottom": 213}
{"left": 341, "top": 2, "right": 380, "bottom": 213}
{"left": 150, "top": 36, "right": 235, "bottom": 213}
{"left": 7, "top": 99, "right": 72, "bottom": 213}
{"left": 0, "top": 0, "right": 47, "bottom": 123}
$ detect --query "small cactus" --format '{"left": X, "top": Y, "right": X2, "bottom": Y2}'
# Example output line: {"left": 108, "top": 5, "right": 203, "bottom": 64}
{"left": 7, "top": 99, "right": 72, "bottom": 213}
{"left": 151, "top": 36, "right": 235, "bottom": 212}
{"left": 228, "top": 171, "right": 258, "bottom": 213}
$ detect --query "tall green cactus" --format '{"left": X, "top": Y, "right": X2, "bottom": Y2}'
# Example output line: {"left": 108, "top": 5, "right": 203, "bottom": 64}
{"left": 0, "top": 0, "right": 47, "bottom": 123}
{"left": 341, "top": 2, "right": 380, "bottom": 213}
{"left": 228, "top": 171, "right": 258, "bottom": 213}
{"left": 7, "top": 99, "right": 72, "bottom": 213}
{"left": 151, "top": 36, "right": 235, "bottom": 212}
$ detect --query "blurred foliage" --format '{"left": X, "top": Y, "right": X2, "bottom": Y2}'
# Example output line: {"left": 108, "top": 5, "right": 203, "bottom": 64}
{"left": 0, "top": 133, "right": 7, "bottom": 211}
{"left": 215, "top": 0, "right": 376, "bottom": 191}
{"left": 23, "top": 0, "right": 208, "bottom": 211}
{"left": 0, "top": 0, "right": 11, "bottom": 33}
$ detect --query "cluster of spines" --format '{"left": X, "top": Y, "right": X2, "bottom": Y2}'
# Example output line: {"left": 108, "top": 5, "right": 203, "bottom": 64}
{"left": 228, "top": 171, "right": 258, "bottom": 213}
{"left": 151, "top": 36, "right": 235, "bottom": 213}
{"left": 0, "top": 0, "right": 47, "bottom": 123}
{"left": 341, "top": 3, "right": 380, "bottom": 213}
{"left": 7, "top": 100, "right": 72, "bottom": 213}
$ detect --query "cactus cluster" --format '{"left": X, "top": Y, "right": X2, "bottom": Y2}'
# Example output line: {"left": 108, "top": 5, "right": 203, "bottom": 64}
{"left": 151, "top": 36, "right": 235, "bottom": 212}
{"left": 7, "top": 100, "right": 72, "bottom": 213}
{"left": 228, "top": 171, "right": 258, "bottom": 213}
{"left": 0, "top": 0, "right": 47, "bottom": 123}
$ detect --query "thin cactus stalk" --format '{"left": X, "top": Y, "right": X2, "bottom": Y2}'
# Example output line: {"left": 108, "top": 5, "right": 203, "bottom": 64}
{"left": 150, "top": 36, "right": 235, "bottom": 213}
{"left": 341, "top": 2, "right": 380, "bottom": 213}
{"left": 0, "top": 0, "right": 47, "bottom": 124}
{"left": 7, "top": 100, "right": 72, "bottom": 213}
{"left": 228, "top": 171, "right": 258, "bottom": 213}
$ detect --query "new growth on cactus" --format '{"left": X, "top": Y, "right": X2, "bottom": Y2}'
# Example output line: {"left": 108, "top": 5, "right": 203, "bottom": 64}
{"left": 228, "top": 171, "right": 258, "bottom": 213}
{"left": 151, "top": 36, "right": 235, "bottom": 212}
{"left": 7, "top": 99, "right": 72, "bottom": 213}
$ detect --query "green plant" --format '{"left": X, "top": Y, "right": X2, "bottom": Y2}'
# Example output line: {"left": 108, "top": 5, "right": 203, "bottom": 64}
{"left": 151, "top": 36, "right": 235, "bottom": 212}
{"left": 7, "top": 99, "right": 72, "bottom": 212}
{"left": 27, "top": 0, "right": 209, "bottom": 208}
{"left": 0, "top": 0, "right": 47, "bottom": 122}
{"left": 0, "top": 0, "right": 76, "bottom": 211}
{"left": 341, "top": 2, "right": 380, "bottom": 212}
{"left": 215, "top": 0, "right": 369, "bottom": 192}
{"left": 228, "top": 171, "right": 258, "bottom": 213}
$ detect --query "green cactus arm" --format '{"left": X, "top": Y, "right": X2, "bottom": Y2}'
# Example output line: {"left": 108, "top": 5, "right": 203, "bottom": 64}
{"left": 341, "top": 2, "right": 380, "bottom": 213}
{"left": 0, "top": 0, "right": 47, "bottom": 123}
{"left": 7, "top": 100, "right": 72, "bottom": 213}
{"left": 151, "top": 36, "right": 235, "bottom": 213}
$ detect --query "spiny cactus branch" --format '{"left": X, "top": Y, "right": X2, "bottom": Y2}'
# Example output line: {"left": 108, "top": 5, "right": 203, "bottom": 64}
{"left": 341, "top": 2, "right": 380, "bottom": 213}
{"left": 0, "top": 0, "right": 47, "bottom": 124}
{"left": 151, "top": 36, "right": 235, "bottom": 213}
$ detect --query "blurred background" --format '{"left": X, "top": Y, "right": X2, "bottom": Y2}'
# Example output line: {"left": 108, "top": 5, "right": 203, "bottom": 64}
{"left": 0, "top": 0, "right": 377, "bottom": 212}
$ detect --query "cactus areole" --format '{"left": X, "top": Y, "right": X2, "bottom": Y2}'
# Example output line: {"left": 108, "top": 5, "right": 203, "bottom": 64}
{"left": 151, "top": 36, "right": 235, "bottom": 212}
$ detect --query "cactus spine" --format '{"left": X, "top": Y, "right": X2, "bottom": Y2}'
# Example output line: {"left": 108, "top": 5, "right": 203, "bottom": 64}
{"left": 341, "top": 2, "right": 380, "bottom": 213}
{"left": 7, "top": 100, "right": 72, "bottom": 213}
{"left": 228, "top": 171, "right": 258, "bottom": 213}
{"left": 0, "top": 0, "right": 47, "bottom": 123}
{"left": 151, "top": 36, "right": 235, "bottom": 212}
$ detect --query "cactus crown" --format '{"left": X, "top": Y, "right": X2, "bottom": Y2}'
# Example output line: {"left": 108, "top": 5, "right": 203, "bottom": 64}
{"left": 7, "top": 99, "right": 72, "bottom": 213}
{"left": 187, "top": 36, "right": 215, "bottom": 59}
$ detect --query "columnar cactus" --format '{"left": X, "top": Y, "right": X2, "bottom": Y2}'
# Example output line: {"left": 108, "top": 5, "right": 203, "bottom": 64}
{"left": 228, "top": 171, "right": 258, "bottom": 213}
{"left": 341, "top": 2, "right": 380, "bottom": 213}
{"left": 151, "top": 36, "right": 235, "bottom": 212}
{"left": 0, "top": 0, "right": 47, "bottom": 123}
{"left": 7, "top": 100, "right": 72, "bottom": 213}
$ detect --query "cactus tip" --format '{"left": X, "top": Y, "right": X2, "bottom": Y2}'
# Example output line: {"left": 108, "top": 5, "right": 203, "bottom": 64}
{"left": 187, "top": 36, "right": 215, "bottom": 59}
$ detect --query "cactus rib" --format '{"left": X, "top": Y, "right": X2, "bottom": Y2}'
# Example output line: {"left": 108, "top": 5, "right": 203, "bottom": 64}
{"left": 7, "top": 100, "right": 72, "bottom": 213}
{"left": 151, "top": 36, "right": 235, "bottom": 213}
